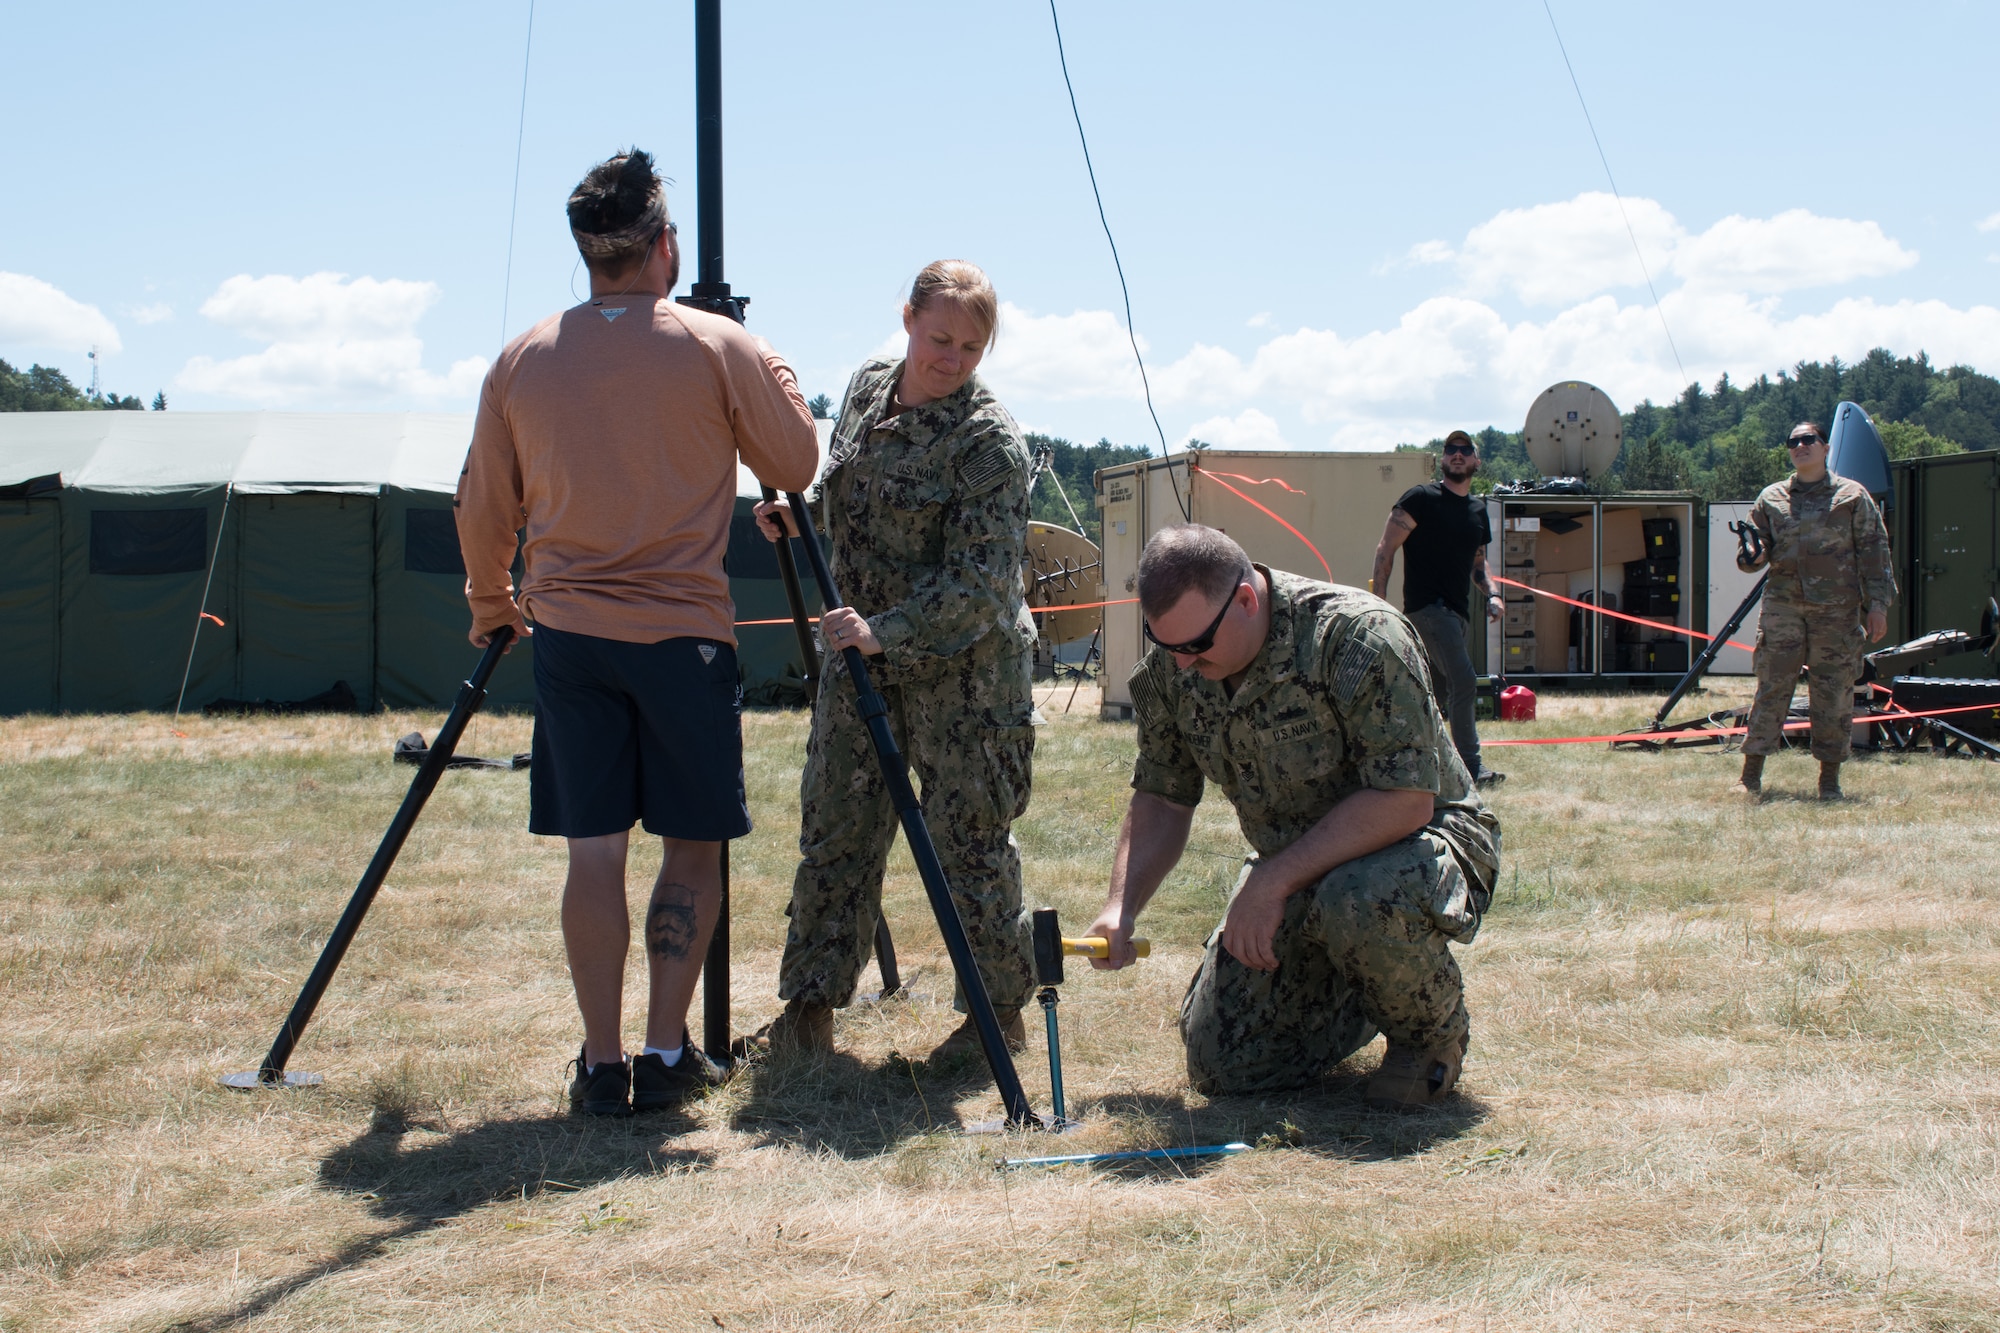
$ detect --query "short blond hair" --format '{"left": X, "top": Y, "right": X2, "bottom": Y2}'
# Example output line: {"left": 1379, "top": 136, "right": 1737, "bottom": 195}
{"left": 907, "top": 260, "right": 998, "bottom": 348}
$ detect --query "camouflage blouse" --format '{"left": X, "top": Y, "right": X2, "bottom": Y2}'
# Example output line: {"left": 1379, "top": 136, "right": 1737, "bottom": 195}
{"left": 815, "top": 357, "right": 1035, "bottom": 681}
{"left": 1129, "top": 568, "right": 1497, "bottom": 886}
{"left": 1749, "top": 472, "right": 1895, "bottom": 613}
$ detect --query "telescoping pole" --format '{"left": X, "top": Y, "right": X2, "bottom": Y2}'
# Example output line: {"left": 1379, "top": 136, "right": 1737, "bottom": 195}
{"left": 1650, "top": 572, "right": 1767, "bottom": 731}
{"left": 784, "top": 493, "right": 1037, "bottom": 1126}
{"left": 224, "top": 627, "right": 514, "bottom": 1089}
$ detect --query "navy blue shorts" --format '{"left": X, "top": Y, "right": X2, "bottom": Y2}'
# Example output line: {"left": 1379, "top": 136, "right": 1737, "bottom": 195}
{"left": 528, "top": 622, "right": 751, "bottom": 842}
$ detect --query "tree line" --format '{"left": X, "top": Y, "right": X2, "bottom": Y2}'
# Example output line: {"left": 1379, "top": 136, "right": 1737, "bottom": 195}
{"left": 1441, "top": 349, "right": 1993, "bottom": 499}
{"left": 0, "top": 359, "right": 158, "bottom": 412}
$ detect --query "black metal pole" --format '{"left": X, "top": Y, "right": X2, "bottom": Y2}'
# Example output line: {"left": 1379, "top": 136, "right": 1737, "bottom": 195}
{"left": 785, "top": 493, "right": 1037, "bottom": 1126}
{"left": 680, "top": 0, "right": 745, "bottom": 322}
{"left": 678, "top": 0, "right": 746, "bottom": 1059}
{"left": 761, "top": 486, "right": 820, "bottom": 701}
{"left": 230, "top": 628, "right": 513, "bottom": 1087}
{"left": 706, "top": 843, "right": 729, "bottom": 1058}
{"left": 1651, "top": 573, "right": 1767, "bottom": 731}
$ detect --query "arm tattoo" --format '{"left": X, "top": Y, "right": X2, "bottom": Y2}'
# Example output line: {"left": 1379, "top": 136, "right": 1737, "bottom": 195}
{"left": 645, "top": 885, "right": 700, "bottom": 960}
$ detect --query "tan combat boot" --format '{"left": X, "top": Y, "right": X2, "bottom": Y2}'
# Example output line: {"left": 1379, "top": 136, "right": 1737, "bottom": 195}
{"left": 925, "top": 1007, "right": 1026, "bottom": 1064}
{"left": 1818, "top": 761, "right": 1843, "bottom": 801}
{"left": 1362, "top": 1032, "right": 1468, "bottom": 1112}
{"left": 734, "top": 998, "right": 834, "bottom": 1060}
{"left": 1731, "top": 754, "right": 1765, "bottom": 797}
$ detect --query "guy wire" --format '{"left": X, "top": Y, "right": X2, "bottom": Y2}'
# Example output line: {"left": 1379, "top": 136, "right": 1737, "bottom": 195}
{"left": 1047, "top": 0, "right": 1189, "bottom": 520}
{"left": 173, "top": 481, "right": 233, "bottom": 726}
{"left": 498, "top": 0, "right": 537, "bottom": 346}
{"left": 1541, "top": 0, "right": 1688, "bottom": 392}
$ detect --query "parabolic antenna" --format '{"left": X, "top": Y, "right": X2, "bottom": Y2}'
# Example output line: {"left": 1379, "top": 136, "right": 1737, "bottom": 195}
{"left": 1828, "top": 400, "right": 1892, "bottom": 499}
{"left": 1023, "top": 521, "right": 1105, "bottom": 646}
{"left": 1523, "top": 381, "right": 1623, "bottom": 481}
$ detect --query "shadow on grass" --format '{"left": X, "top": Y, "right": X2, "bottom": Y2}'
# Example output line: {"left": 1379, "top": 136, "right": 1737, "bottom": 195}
{"left": 727, "top": 1048, "right": 997, "bottom": 1154}
{"left": 1065, "top": 1072, "right": 1489, "bottom": 1180}
{"left": 165, "top": 1104, "right": 714, "bottom": 1332}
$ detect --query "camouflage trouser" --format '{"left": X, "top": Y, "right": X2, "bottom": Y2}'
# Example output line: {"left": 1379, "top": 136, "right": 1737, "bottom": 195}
{"left": 1180, "top": 830, "right": 1486, "bottom": 1096}
{"left": 1744, "top": 601, "right": 1865, "bottom": 761}
{"left": 778, "top": 637, "right": 1037, "bottom": 1013}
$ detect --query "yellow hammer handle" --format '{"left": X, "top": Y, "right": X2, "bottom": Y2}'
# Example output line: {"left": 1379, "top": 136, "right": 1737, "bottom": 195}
{"left": 1061, "top": 936, "right": 1151, "bottom": 959}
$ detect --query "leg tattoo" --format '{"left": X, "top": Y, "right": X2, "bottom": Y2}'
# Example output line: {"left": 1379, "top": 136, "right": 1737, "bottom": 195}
{"left": 646, "top": 884, "right": 699, "bottom": 960}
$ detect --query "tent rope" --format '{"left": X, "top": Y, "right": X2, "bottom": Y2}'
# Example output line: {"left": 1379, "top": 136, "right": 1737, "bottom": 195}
{"left": 173, "top": 482, "right": 234, "bottom": 727}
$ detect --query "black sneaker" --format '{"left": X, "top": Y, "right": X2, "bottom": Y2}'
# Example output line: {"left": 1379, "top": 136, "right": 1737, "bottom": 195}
{"left": 1474, "top": 767, "right": 1506, "bottom": 788}
{"left": 567, "top": 1045, "right": 631, "bottom": 1117}
{"left": 631, "top": 1032, "right": 732, "bottom": 1112}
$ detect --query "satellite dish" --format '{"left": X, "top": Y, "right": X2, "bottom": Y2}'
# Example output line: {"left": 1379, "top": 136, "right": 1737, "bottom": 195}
{"left": 1523, "top": 382, "right": 1623, "bottom": 482}
{"left": 1828, "top": 400, "right": 1891, "bottom": 499}
{"left": 1022, "top": 521, "right": 1105, "bottom": 646}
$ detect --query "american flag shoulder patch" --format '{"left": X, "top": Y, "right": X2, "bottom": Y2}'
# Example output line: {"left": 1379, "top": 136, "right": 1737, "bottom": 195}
{"left": 958, "top": 443, "right": 1014, "bottom": 495}
{"left": 1129, "top": 664, "right": 1164, "bottom": 720}
{"left": 1331, "top": 636, "right": 1377, "bottom": 705}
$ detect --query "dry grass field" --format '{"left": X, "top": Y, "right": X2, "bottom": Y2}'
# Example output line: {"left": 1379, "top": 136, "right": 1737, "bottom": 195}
{"left": 3, "top": 683, "right": 1999, "bottom": 1331}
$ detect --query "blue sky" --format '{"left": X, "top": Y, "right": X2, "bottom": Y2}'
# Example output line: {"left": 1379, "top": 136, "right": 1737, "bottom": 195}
{"left": 5, "top": 1, "right": 1998, "bottom": 451}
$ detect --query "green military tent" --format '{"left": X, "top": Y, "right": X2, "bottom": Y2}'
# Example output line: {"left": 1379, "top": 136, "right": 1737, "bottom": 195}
{"left": 0, "top": 412, "right": 827, "bottom": 715}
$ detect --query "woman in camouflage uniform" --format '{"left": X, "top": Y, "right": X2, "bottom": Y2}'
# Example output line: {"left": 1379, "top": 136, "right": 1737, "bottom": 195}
{"left": 753, "top": 261, "right": 1039, "bottom": 1062}
{"left": 1733, "top": 420, "right": 1894, "bottom": 799}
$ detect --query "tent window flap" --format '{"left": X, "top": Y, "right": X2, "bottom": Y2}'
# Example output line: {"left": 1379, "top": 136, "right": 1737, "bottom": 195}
{"left": 90, "top": 508, "right": 207, "bottom": 575}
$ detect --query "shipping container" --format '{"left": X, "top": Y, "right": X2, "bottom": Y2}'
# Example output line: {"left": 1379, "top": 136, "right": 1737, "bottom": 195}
{"left": 1476, "top": 494, "right": 1709, "bottom": 682}
{"left": 1891, "top": 449, "right": 1999, "bottom": 677}
{"left": 1093, "top": 449, "right": 1434, "bottom": 717}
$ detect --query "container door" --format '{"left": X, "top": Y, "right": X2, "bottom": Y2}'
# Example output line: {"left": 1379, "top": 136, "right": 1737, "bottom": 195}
{"left": 0, "top": 499, "right": 60, "bottom": 712}
{"left": 1706, "top": 502, "right": 1758, "bottom": 675}
{"left": 236, "top": 492, "right": 376, "bottom": 706}
{"left": 1913, "top": 453, "right": 1999, "bottom": 677}
{"left": 1096, "top": 465, "right": 1145, "bottom": 710}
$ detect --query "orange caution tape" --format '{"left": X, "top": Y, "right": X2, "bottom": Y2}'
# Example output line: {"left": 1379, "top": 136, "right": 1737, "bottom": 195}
{"left": 1192, "top": 463, "right": 1333, "bottom": 580}
{"left": 734, "top": 598, "right": 1139, "bottom": 627}
{"left": 1199, "top": 470, "right": 1309, "bottom": 494}
{"left": 1493, "top": 575, "right": 1755, "bottom": 653}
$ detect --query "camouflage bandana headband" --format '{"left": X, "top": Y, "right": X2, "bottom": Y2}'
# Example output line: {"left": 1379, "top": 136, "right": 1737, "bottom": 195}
{"left": 570, "top": 193, "right": 668, "bottom": 258}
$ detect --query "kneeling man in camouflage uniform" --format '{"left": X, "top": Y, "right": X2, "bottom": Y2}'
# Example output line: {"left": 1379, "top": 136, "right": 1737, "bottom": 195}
{"left": 1084, "top": 525, "right": 1500, "bottom": 1109}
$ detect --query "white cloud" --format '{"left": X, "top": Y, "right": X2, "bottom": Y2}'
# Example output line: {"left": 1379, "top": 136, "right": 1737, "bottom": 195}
{"left": 985, "top": 196, "right": 1979, "bottom": 453}
{"left": 980, "top": 302, "right": 1145, "bottom": 402}
{"left": 1245, "top": 311, "right": 1273, "bottom": 329}
{"left": 1183, "top": 408, "right": 1292, "bottom": 451}
{"left": 1415, "top": 192, "right": 1915, "bottom": 306}
{"left": 177, "top": 272, "right": 484, "bottom": 404}
{"left": 1670, "top": 210, "right": 1914, "bottom": 292}
{"left": 0, "top": 273, "right": 122, "bottom": 353}
{"left": 127, "top": 302, "right": 174, "bottom": 324}
{"left": 1445, "top": 192, "right": 1682, "bottom": 305}
{"left": 1978, "top": 211, "right": 2000, "bottom": 233}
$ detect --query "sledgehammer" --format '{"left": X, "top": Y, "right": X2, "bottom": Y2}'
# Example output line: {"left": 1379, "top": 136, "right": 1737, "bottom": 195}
{"left": 1032, "top": 911, "right": 1150, "bottom": 1126}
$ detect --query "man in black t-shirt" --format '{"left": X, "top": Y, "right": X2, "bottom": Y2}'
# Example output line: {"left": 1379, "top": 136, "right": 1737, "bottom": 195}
{"left": 1371, "top": 430, "right": 1501, "bottom": 786}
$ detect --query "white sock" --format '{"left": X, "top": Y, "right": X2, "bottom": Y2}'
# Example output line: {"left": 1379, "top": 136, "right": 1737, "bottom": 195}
{"left": 643, "top": 1043, "right": 684, "bottom": 1067}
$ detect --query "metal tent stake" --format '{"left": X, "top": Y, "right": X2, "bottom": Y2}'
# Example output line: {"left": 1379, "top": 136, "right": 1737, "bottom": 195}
{"left": 785, "top": 494, "right": 1037, "bottom": 1126}
{"left": 224, "top": 628, "right": 514, "bottom": 1089}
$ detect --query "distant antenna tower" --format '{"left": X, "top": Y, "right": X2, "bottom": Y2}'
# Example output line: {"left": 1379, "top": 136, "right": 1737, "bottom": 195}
{"left": 88, "top": 345, "right": 100, "bottom": 398}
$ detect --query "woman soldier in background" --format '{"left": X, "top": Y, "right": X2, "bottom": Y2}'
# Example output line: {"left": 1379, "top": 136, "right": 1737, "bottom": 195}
{"left": 753, "top": 261, "right": 1039, "bottom": 1062}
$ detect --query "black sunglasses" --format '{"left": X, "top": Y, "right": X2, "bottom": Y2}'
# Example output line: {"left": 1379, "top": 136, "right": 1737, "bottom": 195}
{"left": 1442, "top": 442, "right": 1476, "bottom": 456}
{"left": 1144, "top": 583, "right": 1246, "bottom": 655}
{"left": 1787, "top": 434, "right": 1821, "bottom": 448}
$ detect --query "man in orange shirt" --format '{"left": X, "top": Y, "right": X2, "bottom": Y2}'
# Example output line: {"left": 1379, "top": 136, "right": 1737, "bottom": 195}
{"left": 456, "top": 149, "right": 819, "bottom": 1115}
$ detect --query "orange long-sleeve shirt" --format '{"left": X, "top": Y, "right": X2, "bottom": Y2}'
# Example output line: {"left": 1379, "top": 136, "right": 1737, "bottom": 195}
{"left": 455, "top": 296, "right": 820, "bottom": 645}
